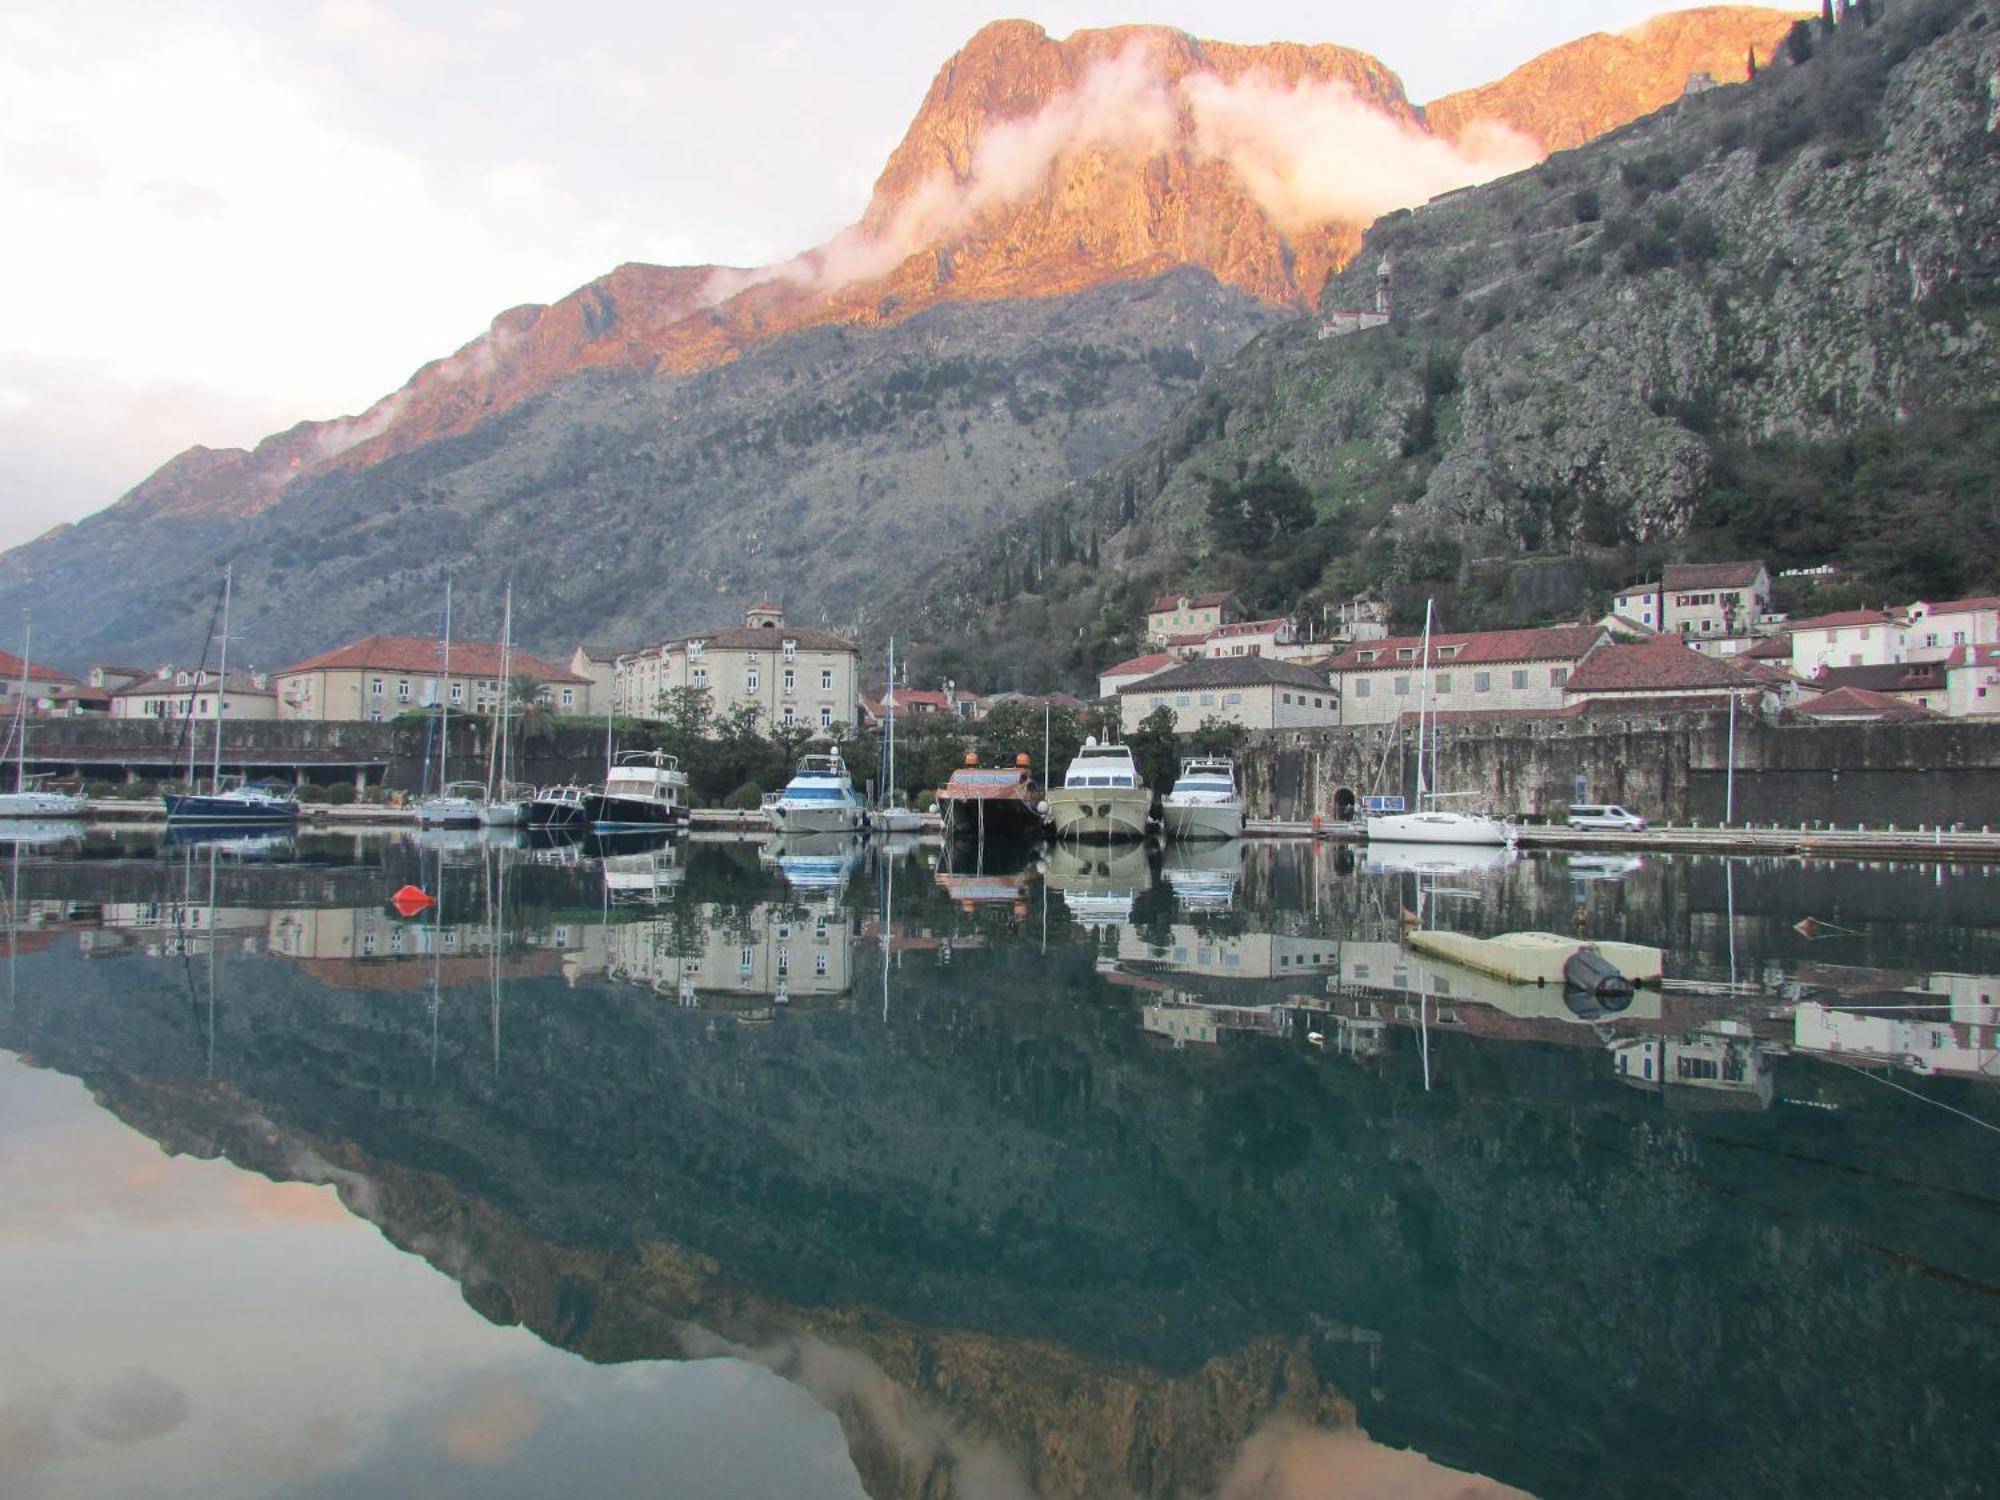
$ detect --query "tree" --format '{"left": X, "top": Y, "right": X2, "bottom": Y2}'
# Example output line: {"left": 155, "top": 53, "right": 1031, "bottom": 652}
{"left": 1785, "top": 19, "right": 1815, "bottom": 64}
{"left": 1207, "top": 460, "right": 1316, "bottom": 556}
{"left": 1127, "top": 705, "right": 1182, "bottom": 795}
{"left": 1185, "top": 715, "right": 1250, "bottom": 762}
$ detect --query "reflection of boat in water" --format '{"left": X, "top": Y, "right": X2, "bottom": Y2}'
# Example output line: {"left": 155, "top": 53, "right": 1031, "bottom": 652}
{"left": 1335, "top": 938, "right": 1666, "bottom": 1027}
{"left": 936, "top": 754, "right": 1046, "bottom": 842}
{"left": 1161, "top": 839, "right": 1244, "bottom": 911}
{"left": 1161, "top": 758, "right": 1244, "bottom": 842}
{"left": 766, "top": 832, "right": 865, "bottom": 892}
{"left": 936, "top": 869, "right": 1031, "bottom": 908}
{"left": 160, "top": 824, "right": 296, "bottom": 861}
{"left": 1043, "top": 842, "right": 1152, "bottom": 928}
{"left": 414, "top": 826, "right": 486, "bottom": 857}
{"left": 602, "top": 845, "right": 684, "bottom": 903}
{"left": 1406, "top": 929, "right": 1663, "bottom": 988}
{"left": 0, "top": 818, "right": 85, "bottom": 848}
{"left": 1364, "top": 842, "right": 1519, "bottom": 877}
{"left": 1567, "top": 853, "right": 1645, "bottom": 881}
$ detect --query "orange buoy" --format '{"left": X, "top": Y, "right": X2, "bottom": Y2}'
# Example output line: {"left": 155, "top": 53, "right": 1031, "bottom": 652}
{"left": 390, "top": 884, "right": 435, "bottom": 917}
{"left": 1793, "top": 917, "right": 1817, "bottom": 938}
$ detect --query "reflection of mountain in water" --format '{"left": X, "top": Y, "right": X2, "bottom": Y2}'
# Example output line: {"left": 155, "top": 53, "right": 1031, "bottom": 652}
{"left": 3, "top": 846, "right": 1997, "bottom": 1498}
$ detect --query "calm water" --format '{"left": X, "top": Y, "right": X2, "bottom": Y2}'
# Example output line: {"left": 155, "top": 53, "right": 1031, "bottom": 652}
{"left": 1, "top": 825, "right": 1995, "bottom": 1499}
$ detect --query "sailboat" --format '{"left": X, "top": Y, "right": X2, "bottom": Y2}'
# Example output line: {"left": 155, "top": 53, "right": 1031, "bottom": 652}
{"left": 478, "top": 581, "right": 529, "bottom": 826}
{"left": 1363, "top": 601, "right": 1514, "bottom": 848}
{"left": 0, "top": 615, "right": 86, "bottom": 818}
{"left": 415, "top": 581, "right": 482, "bottom": 827}
{"left": 873, "top": 640, "right": 925, "bottom": 835}
{"left": 163, "top": 567, "right": 299, "bottom": 824}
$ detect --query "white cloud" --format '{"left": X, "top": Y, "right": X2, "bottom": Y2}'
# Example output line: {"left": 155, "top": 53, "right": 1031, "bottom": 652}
{"left": 308, "top": 0, "right": 452, "bottom": 84}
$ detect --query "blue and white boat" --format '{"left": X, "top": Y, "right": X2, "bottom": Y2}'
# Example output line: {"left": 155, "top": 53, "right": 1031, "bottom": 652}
{"left": 163, "top": 566, "right": 299, "bottom": 827}
{"left": 1161, "top": 757, "right": 1244, "bottom": 841}
{"left": 764, "top": 749, "right": 866, "bottom": 835}
{"left": 164, "top": 778, "right": 300, "bottom": 825}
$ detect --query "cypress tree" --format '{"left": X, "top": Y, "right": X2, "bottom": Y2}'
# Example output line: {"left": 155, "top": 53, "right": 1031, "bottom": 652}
{"left": 1819, "top": 0, "right": 1835, "bottom": 36}
{"left": 1746, "top": 44, "right": 1758, "bottom": 80}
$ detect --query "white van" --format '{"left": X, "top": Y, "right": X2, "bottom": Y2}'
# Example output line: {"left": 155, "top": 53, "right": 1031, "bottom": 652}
{"left": 1566, "top": 803, "right": 1647, "bottom": 831}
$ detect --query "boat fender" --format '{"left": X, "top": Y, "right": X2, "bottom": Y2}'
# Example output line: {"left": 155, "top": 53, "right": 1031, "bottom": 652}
{"left": 390, "top": 885, "right": 434, "bottom": 917}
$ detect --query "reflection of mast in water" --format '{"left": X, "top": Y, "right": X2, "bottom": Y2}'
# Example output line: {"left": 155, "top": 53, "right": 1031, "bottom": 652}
{"left": 879, "top": 841, "right": 893, "bottom": 1024}
{"left": 426, "top": 844, "right": 442, "bottom": 1076}
{"left": 484, "top": 842, "right": 506, "bottom": 1070}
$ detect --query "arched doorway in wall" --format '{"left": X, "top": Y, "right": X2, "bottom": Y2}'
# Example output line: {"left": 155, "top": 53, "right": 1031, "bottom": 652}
{"left": 1333, "top": 787, "right": 1357, "bottom": 821}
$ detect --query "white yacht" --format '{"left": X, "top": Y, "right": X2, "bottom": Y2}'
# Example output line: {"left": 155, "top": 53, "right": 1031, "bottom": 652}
{"left": 1364, "top": 601, "right": 1514, "bottom": 849}
{"left": 587, "top": 750, "right": 689, "bottom": 830}
{"left": 764, "top": 750, "right": 867, "bottom": 834}
{"left": 0, "top": 619, "right": 86, "bottom": 819}
{"left": 1048, "top": 738, "right": 1152, "bottom": 842}
{"left": 1161, "top": 757, "right": 1244, "bottom": 841}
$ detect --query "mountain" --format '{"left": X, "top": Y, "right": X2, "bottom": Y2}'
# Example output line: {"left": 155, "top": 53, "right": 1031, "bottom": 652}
{"left": 0, "top": 8, "right": 1801, "bottom": 668}
{"left": 899, "top": 0, "right": 2000, "bottom": 689}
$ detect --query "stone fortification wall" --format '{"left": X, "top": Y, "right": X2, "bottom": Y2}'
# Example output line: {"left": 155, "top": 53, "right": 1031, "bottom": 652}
{"left": 1242, "top": 712, "right": 2000, "bottom": 829}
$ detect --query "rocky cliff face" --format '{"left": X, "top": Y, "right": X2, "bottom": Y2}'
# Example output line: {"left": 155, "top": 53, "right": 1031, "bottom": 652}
{"left": 1426, "top": 7, "right": 1801, "bottom": 150}
{"left": 8, "top": 7, "right": 1805, "bottom": 658}
{"left": 899, "top": 0, "right": 2000, "bottom": 682}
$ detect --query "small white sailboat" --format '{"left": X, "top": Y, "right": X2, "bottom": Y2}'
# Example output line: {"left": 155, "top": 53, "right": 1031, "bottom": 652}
{"left": 1364, "top": 601, "right": 1514, "bottom": 848}
{"left": 416, "top": 582, "right": 482, "bottom": 828}
{"left": 0, "top": 615, "right": 86, "bottom": 819}
{"left": 1161, "top": 757, "right": 1244, "bottom": 841}
{"left": 162, "top": 567, "right": 299, "bottom": 825}
{"left": 873, "top": 641, "right": 925, "bottom": 835}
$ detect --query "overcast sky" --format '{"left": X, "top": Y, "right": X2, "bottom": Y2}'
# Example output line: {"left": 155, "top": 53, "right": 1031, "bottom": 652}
{"left": 1, "top": 1, "right": 1685, "bottom": 549}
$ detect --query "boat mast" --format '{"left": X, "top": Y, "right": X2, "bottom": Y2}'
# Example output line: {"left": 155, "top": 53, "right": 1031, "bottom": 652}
{"left": 14, "top": 613, "right": 30, "bottom": 792}
{"left": 885, "top": 639, "right": 896, "bottom": 807}
{"left": 439, "top": 578, "right": 452, "bottom": 791}
{"left": 211, "top": 564, "right": 232, "bottom": 794}
{"left": 496, "top": 581, "right": 513, "bottom": 798}
{"left": 1414, "top": 599, "right": 1433, "bottom": 813}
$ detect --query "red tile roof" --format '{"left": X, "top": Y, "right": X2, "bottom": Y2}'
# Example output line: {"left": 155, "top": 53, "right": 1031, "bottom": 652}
{"left": 1208, "top": 618, "right": 1290, "bottom": 638}
{"left": 1811, "top": 662, "right": 1944, "bottom": 694}
{"left": 1944, "top": 644, "right": 2000, "bottom": 668}
{"left": 1148, "top": 590, "right": 1235, "bottom": 614}
{"left": 1564, "top": 640, "right": 1764, "bottom": 695}
{"left": 1662, "top": 561, "right": 1766, "bottom": 590}
{"left": 1100, "top": 652, "right": 1177, "bottom": 679}
{"left": 1163, "top": 632, "right": 1212, "bottom": 649}
{"left": 644, "top": 624, "right": 857, "bottom": 653}
{"left": 1796, "top": 686, "right": 1935, "bottom": 719}
{"left": 0, "top": 651, "right": 78, "bottom": 685}
{"left": 1324, "top": 624, "right": 1604, "bottom": 673}
{"left": 1913, "top": 596, "right": 2000, "bottom": 614}
{"left": 1787, "top": 609, "right": 1896, "bottom": 632}
{"left": 276, "top": 634, "right": 587, "bottom": 683}
{"left": 1743, "top": 634, "right": 1793, "bottom": 660}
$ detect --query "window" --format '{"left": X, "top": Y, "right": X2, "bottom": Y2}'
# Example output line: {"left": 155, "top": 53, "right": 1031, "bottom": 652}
{"left": 782, "top": 639, "right": 797, "bottom": 659}
{"left": 1354, "top": 680, "right": 1370, "bottom": 698}
{"left": 780, "top": 707, "right": 796, "bottom": 727}
{"left": 1176, "top": 694, "right": 1191, "bottom": 706}
{"left": 1435, "top": 673, "right": 1452, "bottom": 694}
{"left": 369, "top": 709, "right": 383, "bottom": 722}
{"left": 397, "top": 679, "right": 411, "bottom": 701}
{"left": 1224, "top": 692, "right": 1242, "bottom": 704}
{"left": 815, "top": 952, "right": 828, "bottom": 975}
{"left": 688, "top": 640, "right": 704, "bottom": 658}
{"left": 820, "top": 668, "right": 833, "bottom": 691}
{"left": 1474, "top": 672, "right": 1491, "bottom": 693}
{"left": 819, "top": 706, "right": 832, "bottom": 728}
{"left": 1511, "top": 669, "right": 1528, "bottom": 690}
{"left": 1199, "top": 692, "right": 1215, "bottom": 706}
{"left": 560, "top": 688, "right": 574, "bottom": 707}
{"left": 1313, "top": 696, "right": 1324, "bottom": 708}
{"left": 1393, "top": 676, "right": 1409, "bottom": 697}
{"left": 1397, "top": 647, "right": 1416, "bottom": 661}
{"left": 450, "top": 682, "right": 464, "bottom": 703}
{"left": 746, "top": 668, "right": 760, "bottom": 691}
{"left": 370, "top": 677, "right": 383, "bottom": 696}
{"left": 692, "top": 667, "right": 707, "bottom": 688}
{"left": 1281, "top": 692, "right": 1292, "bottom": 705}
{"left": 783, "top": 668, "right": 796, "bottom": 693}
{"left": 1551, "top": 666, "right": 1569, "bottom": 686}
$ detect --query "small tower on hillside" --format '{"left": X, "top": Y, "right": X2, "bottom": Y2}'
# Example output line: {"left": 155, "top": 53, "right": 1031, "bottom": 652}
{"left": 1375, "top": 257, "right": 1394, "bottom": 317}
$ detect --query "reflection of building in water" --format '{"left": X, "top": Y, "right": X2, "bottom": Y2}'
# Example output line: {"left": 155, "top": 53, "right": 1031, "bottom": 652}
{"left": 81, "top": 901, "right": 266, "bottom": 958}
{"left": 1119, "top": 925, "right": 1337, "bottom": 981}
{"left": 1142, "top": 1000, "right": 1287, "bottom": 1047}
{"left": 1795, "top": 998, "right": 1997, "bottom": 1078}
{"left": 265, "top": 907, "right": 566, "bottom": 988}
{"left": 1611, "top": 1021, "right": 1775, "bottom": 1108}
{"left": 568, "top": 902, "right": 855, "bottom": 1008}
